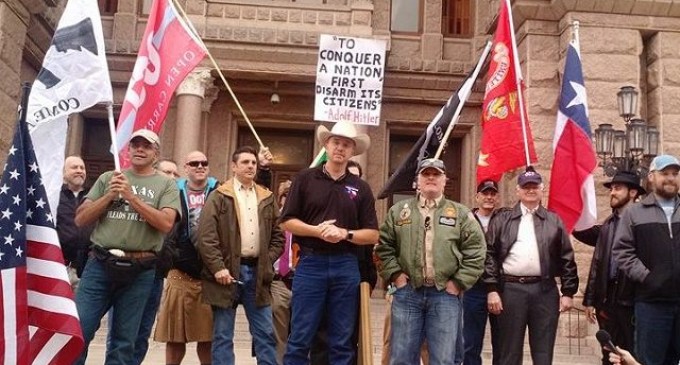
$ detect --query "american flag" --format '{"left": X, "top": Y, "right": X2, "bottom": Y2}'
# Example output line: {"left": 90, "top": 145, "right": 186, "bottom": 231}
{"left": 0, "top": 115, "right": 83, "bottom": 364}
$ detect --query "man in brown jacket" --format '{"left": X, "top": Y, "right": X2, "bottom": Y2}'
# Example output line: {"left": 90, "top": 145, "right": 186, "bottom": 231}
{"left": 198, "top": 146, "right": 284, "bottom": 365}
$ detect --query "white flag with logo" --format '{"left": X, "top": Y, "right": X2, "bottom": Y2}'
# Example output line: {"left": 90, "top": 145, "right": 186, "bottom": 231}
{"left": 27, "top": 0, "right": 113, "bottom": 217}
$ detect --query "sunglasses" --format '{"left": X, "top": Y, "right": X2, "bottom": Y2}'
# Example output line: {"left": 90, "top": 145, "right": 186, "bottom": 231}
{"left": 187, "top": 160, "right": 209, "bottom": 168}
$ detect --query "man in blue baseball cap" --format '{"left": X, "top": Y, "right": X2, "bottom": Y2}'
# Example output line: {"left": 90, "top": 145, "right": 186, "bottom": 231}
{"left": 613, "top": 154, "right": 680, "bottom": 365}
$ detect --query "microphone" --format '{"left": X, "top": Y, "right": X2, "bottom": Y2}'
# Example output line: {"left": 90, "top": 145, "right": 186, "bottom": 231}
{"left": 595, "top": 329, "right": 621, "bottom": 355}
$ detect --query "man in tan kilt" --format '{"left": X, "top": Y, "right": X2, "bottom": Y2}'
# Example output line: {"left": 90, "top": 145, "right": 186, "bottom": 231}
{"left": 154, "top": 151, "right": 220, "bottom": 364}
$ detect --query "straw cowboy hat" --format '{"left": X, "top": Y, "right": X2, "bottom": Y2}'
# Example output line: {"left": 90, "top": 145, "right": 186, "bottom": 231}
{"left": 316, "top": 121, "right": 371, "bottom": 156}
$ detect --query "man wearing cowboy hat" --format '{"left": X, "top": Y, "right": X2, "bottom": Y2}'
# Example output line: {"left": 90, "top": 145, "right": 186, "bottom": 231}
{"left": 573, "top": 171, "right": 645, "bottom": 365}
{"left": 280, "top": 121, "right": 379, "bottom": 365}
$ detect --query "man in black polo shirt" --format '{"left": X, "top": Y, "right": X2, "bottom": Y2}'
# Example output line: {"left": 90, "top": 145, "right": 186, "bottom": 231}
{"left": 280, "top": 121, "right": 379, "bottom": 365}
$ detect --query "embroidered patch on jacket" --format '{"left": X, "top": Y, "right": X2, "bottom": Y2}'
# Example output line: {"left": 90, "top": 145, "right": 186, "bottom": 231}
{"left": 397, "top": 203, "right": 412, "bottom": 225}
{"left": 439, "top": 216, "right": 457, "bottom": 227}
{"left": 345, "top": 185, "right": 359, "bottom": 200}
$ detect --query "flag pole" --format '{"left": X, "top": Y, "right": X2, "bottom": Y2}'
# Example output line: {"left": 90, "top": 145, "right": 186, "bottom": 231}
{"left": 19, "top": 82, "right": 31, "bottom": 125}
{"left": 107, "top": 103, "right": 121, "bottom": 171}
{"left": 572, "top": 20, "right": 580, "bottom": 51}
{"left": 170, "top": 0, "right": 265, "bottom": 149}
{"left": 504, "top": 0, "right": 532, "bottom": 167}
{"left": 434, "top": 41, "right": 492, "bottom": 159}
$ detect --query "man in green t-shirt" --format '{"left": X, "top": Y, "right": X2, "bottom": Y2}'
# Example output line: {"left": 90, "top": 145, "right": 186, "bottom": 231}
{"left": 72, "top": 129, "right": 181, "bottom": 365}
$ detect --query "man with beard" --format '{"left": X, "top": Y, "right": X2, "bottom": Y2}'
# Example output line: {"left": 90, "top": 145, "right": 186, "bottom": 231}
{"left": 57, "top": 156, "right": 94, "bottom": 290}
{"left": 614, "top": 155, "right": 680, "bottom": 365}
{"left": 573, "top": 171, "right": 645, "bottom": 365}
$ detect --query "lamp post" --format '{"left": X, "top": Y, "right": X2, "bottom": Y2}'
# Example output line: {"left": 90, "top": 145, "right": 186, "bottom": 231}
{"left": 594, "top": 86, "right": 659, "bottom": 179}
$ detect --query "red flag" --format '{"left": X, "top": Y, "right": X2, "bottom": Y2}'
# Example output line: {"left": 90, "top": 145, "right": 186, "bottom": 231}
{"left": 1, "top": 99, "right": 83, "bottom": 364}
{"left": 115, "top": 0, "right": 206, "bottom": 168}
{"left": 476, "top": 0, "right": 537, "bottom": 183}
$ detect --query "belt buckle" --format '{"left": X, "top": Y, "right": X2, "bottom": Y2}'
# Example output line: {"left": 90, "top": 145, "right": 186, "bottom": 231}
{"left": 424, "top": 277, "right": 435, "bottom": 286}
{"left": 518, "top": 277, "right": 527, "bottom": 284}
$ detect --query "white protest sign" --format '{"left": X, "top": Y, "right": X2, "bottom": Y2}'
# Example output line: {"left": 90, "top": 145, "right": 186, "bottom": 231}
{"left": 315, "top": 34, "right": 387, "bottom": 126}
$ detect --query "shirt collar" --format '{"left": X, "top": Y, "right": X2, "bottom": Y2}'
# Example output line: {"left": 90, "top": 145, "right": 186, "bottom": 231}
{"left": 418, "top": 194, "right": 442, "bottom": 209}
{"left": 520, "top": 203, "right": 537, "bottom": 216}
{"left": 234, "top": 178, "right": 255, "bottom": 192}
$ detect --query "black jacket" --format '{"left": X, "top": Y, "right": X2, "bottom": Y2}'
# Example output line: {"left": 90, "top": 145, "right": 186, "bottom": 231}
{"left": 56, "top": 185, "right": 94, "bottom": 274}
{"left": 573, "top": 212, "right": 634, "bottom": 307}
{"left": 613, "top": 193, "right": 680, "bottom": 302}
{"left": 483, "top": 203, "right": 578, "bottom": 297}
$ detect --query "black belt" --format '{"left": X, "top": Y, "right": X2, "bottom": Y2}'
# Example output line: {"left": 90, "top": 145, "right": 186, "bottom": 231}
{"left": 240, "top": 257, "right": 258, "bottom": 267}
{"left": 502, "top": 275, "right": 542, "bottom": 284}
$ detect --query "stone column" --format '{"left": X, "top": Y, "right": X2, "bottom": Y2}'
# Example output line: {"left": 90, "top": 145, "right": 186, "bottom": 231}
{"left": 173, "top": 68, "right": 214, "bottom": 163}
{"left": 66, "top": 114, "right": 85, "bottom": 156}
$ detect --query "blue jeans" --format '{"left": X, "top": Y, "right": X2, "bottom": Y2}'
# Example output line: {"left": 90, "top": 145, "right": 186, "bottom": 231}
{"left": 463, "top": 281, "right": 499, "bottom": 365}
{"left": 211, "top": 264, "right": 277, "bottom": 365}
{"left": 634, "top": 301, "right": 680, "bottom": 365}
{"left": 389, "top": 285, "right": 462, "bottom": 365}
{"left": 105, "top": 275, "right": 164, "bottom": 364}
{"left": 75, "top": 257, "right": 155, "bottom": 365}
{"left": 284, "top": 253, "right": 360, "bottom": 365}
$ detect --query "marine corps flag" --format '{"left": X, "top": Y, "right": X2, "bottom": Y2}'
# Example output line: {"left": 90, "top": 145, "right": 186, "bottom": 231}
{"left": 476, "top": 0, "right": 537, "bottom": 184}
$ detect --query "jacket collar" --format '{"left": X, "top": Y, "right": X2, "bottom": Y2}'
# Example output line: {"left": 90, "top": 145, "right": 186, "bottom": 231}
{"left": 641, "top": 192, "right": 680, "bottom": 209}
{"left": 216, "top": 178, "right": 273, "bottom": 203}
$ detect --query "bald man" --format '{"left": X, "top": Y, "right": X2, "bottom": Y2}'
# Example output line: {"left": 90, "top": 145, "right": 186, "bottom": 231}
{"left": 56, "top": 156, "right": 95, "bottom": 290}
{"left": 155, "top": 151, "right": 219, "bottom": 365}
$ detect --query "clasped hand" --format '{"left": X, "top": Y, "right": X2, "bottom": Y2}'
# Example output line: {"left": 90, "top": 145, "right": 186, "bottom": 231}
{"left": 317, "top": 219, "right": 346, "bottom": 243}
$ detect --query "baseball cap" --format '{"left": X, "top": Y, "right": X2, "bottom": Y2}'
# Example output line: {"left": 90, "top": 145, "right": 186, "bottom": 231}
{"left": 130, "top": 129, "right": 160, "bottom": 147}
{"left": 649, "top": 154, "right": 680, "bottom": 172}
{"left": 417, "top": 158, "right": 446, "bottom": 174}
{"left": 477, "top": 180, "right": 499, "bottom": 193}
{"left": 517, "top": 166, "right": 542, "bottom": 187}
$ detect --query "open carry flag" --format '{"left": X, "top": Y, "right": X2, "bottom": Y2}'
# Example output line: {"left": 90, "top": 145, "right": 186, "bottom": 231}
{"left": 115, "top": 0, "right": 207, "bottom": 168}
{"left": 476, "top": 0, "right": 537, "bottom": 184}
{"left": 377, "top": 42, "right": 492, "bottom": 199}
{"left": 547, "top": 32, "right": 597, "bottom": 233}
{"left": 0, "top": 84, "right": 83, "bottom": 365}
{"left": 27, "top": 0, "right": 113, "bottom": 217}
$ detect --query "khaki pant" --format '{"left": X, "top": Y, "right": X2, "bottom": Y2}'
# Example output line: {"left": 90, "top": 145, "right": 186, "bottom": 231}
{"left": 271, "top": 279, "right": 292, "bottom": 364}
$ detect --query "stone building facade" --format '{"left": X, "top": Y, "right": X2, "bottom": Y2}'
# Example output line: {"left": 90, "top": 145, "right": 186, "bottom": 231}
{"left": 3, "top": 0, "right": 680, "bottom": 295}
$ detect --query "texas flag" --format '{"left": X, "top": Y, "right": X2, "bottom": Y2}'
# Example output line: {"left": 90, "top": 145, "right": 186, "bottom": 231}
{"left": 547, "top": 41, "right": 597, "bottom": 233}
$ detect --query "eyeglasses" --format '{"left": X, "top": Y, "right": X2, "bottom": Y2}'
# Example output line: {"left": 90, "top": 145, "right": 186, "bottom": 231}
{"left": 424, "top": 216, "right": 431, "bottom": 231}
{"left": 187, "top": 160, "right": 209, "bottom": 168}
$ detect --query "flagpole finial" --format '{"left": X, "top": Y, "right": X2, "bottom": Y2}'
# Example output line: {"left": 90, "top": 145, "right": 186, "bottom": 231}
{"left": 571, "top": 21, "right": 580, "bottom": 48}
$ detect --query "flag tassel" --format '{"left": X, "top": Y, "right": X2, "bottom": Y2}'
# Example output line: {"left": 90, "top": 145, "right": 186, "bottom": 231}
{"left": 170, "top": 0, "right": 265, "bottom": 149}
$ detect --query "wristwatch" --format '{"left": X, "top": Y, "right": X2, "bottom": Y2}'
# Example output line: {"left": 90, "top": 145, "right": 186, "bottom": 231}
{"left": 346, "top": 230, "right": 354, "bottom": 241}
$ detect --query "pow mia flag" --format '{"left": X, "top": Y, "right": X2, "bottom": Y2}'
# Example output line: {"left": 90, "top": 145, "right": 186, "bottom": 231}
{"left": 28, "top": 0, "right": 113, "bottom": 220}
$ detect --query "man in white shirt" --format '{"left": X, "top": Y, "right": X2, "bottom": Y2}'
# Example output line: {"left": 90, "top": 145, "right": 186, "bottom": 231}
{"left": 483, "top": 167, "right": 578, "bottom": 365}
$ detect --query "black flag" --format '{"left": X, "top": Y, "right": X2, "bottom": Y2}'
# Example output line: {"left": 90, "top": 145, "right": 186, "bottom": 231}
{"left": 377, "top": 55, "right": 487, "bottom": 199}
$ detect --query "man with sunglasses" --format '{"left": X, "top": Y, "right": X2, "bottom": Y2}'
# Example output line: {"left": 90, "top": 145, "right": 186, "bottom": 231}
{"left": 376, "top": 158, "right": 486, "bottom": 365}
{"left": 154, "top": 151, "right": 219, "bottom": 365}
{"left": 73, "top": 129, "right": 181, "bottom": 365}
{"left": 484, "top": 167, "right": 578, "bottom": 365}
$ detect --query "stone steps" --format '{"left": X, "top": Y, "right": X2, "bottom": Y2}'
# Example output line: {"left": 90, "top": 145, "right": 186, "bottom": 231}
{"left": 86, "top": 296, "right": 603, "bottom": 365}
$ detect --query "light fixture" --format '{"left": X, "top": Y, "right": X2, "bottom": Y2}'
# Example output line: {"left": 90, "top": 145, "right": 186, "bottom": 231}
{"left": 594, "top": 86, "right": 658, "bottom": 179}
